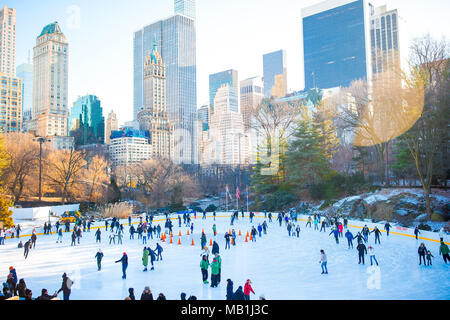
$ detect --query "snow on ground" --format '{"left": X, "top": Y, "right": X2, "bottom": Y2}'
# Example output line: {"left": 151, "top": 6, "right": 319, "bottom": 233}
{"left": 0, "top": 213, "right": 449, "bottom": 300}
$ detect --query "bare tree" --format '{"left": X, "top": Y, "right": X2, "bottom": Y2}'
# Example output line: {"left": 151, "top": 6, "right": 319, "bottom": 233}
{"left": 81, "top": 155, "right": 109, "bottom": 204}
{"left": 400, "top": 35, "right": 449, "bottom": 217}
{"left": 1, "top": 133, "right": 40, "bottom": 202}
{"left": 45, "top": 148, "right": 87, "bottom": 204}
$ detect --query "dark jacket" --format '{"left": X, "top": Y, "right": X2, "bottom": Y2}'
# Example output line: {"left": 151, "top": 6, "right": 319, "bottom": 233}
{"left": 226, "top": 280, "right": 234, "bottom": 300}
{"left": 357, "top": 243, "right": 367, "bottom": 255}
{"left": 140, "top": 291, "right": 154, "bottom": 300}
{"left": 57, "top": 275, "right": 72, "bottom": 295}
{"left": 231, "top": 286, "right": 245, "bottom": 300}
{"left": 418, "top": 246, "right": 427, "bottom": 255}
{"left": 115, "top": 255, "right": 128, "bottom": 266}
{"left": 212, "top": 242, "right": 219, "bottom": 255}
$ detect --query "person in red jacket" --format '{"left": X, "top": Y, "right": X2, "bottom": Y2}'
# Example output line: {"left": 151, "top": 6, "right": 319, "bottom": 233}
{"left": 243, "top": 279, "right": 255, "bottom": 300}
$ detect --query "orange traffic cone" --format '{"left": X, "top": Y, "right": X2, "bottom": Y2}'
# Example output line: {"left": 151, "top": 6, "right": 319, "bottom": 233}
{"left": 231, "top": 237, "right": 234, "bottom": 245}
{"left": 178, "top": 237, "right": 181, "bottom": 245}
{"left": 246, "top": 231, "right": 249, "bottom": 237}
{"left": 250, "top": 234, "right": 253, "bottom": 241}
{"left": 245, "top": 236, "right": 248, "bottom": 242}
{"left": 170, "top": 237, "right": 173, "bottom": 244}
{"left": 187, "top": 229, "right": 190, "bottom": 236}
{"left": 229, "top": 229, "right": 231, "bottom": 235}
{"left": 179, "top": 230, "right": 182, "bottom": 236}
{"left": 209, "top": 238, "right": 213, "bottom": 246}
{"left": 162, "top": 235, "right": 165, "bottom": 242}
{"left": 191, "top": 238, "right": 195, "bottom": 246}
{"left": 239, "top": 230, "right": 241, "bottom": 236}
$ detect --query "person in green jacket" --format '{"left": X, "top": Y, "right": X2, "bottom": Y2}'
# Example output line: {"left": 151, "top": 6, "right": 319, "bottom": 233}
{"left": 215, "top": 253, "right": 222, "bottom": 284}
{"left": 142, "top": 247, "right": 149, "bottom": 271}
{"left": 439, "top": 240, "right": 450, "bottom": 264}
{"left": 201, "top": 232, "right": 207, "bottom": 249}
{"left": 210, "top": 257, "right": 220, "bottom": 288}
{"left": 212, "top": 224, "right": 217, "bottom": 237}
{"left": 200, "top": 255, "right": 209, "bottom": 284}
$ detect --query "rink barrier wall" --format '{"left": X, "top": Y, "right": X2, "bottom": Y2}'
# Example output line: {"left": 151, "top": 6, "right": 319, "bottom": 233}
{"left": 4, "top": 212, "right": 449, "bottom": 246}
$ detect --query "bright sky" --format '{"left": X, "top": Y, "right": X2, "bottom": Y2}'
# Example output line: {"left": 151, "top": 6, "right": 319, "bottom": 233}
{"left": 6, "top": 0, "right": 450, "bottom": 126}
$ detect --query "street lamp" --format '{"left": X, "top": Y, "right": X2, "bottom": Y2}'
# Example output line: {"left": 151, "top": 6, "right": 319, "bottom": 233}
{"left": 33, "top": 136, "right": 51, "bottom": 202}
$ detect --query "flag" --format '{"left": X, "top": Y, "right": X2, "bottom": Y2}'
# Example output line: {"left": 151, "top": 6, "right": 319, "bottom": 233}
{"left": 236, "top": 186, "right": 240, "bottom": 200}
{"left": 226, "top": 185, "right": 233, "bottom": 200}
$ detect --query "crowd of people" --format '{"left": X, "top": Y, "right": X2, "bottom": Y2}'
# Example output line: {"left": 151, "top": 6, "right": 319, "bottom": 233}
{"left": 0, "top": 208, "right": 448, "bottom": 300}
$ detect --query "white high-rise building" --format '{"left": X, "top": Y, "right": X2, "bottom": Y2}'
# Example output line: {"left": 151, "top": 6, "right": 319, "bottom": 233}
{"left": 0, "top": 6, "right": 16, "bottom": 77}
{"left": 240, "top": 76, "right": 264, "bottom": 164}
{"left": 203, "top": 84, "right": 247, "bottom": 166}
{"left": 0, "top": 6, "right": 22, "bottom": 134}
{"left": 31, "top": 22, "right": 69, "bottom": 137}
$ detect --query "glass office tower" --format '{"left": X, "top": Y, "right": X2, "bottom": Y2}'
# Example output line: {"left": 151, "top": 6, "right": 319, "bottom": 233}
{"left": 69, "top": 95, "right": 105, "bottom": 146}
{"left": 134, "top": 14, "right": 197, "bottom": 164}
{"left": 302, "top": 0, "right": 373, "bottom": 90}
{"left": 174, "top": 0, "right": 196, "bottom": 20}
{"left": 209, "top": 69, "right": 239, "bottom": 112}
{"left": 263, "top": 50, "right": 287, "bottom": 98}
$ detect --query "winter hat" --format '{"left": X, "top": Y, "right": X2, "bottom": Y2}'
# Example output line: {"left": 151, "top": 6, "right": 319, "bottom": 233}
{"left": 144, "top": 286, "right": 150, "bottom": 290}
{"left": 123, "top": 252, "right": 127, "bottom": 255}
{"left": 9, "top": 266, "right": 13, "bottom": 270}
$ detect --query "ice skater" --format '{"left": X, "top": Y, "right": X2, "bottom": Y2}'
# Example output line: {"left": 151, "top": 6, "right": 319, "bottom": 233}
{"left": 95, "top": 249, "right": 104, "bottom": 271}
{"left": 320, "top": 250, "right": 328, "bottom": 274}
{"left": 154, "top": 243, "right": 163, "bottom": 261}
{"left": 418, "top": 243, "right": 427, "bottom": 265}
{"left": 368, "top": 246, "right": 378, "bottom": 266}
{"left": 414, "top": 227, "right": 420, "bottom": 240}
{"left": 142, "top": 247, "right": 149, "bottom": 271}
{"left": 329, "top": 227, "right": 340, "bottom": 244}
{"left": 200, "top": 255, "right": 209, "bottom": 284}
{"left": 426, "top": 250, "right": 434, "bottom": 266}
{"left": 115, "top": 252, "right": 128, "bottom": 279}
{"left": 345, "top": 229, "right": 354, "bottom": 249}
{"left": 371, "top": 227, "right": 382, "bottom": 244}
{"left": 357, "top": 241, "right": 367, "bottom": 265}
{"left": 439, "top": 240, "right": 450, "bottom": 264}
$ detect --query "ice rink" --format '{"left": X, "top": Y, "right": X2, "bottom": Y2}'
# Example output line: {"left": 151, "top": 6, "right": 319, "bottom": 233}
{"left": 1, "top": 213, "right": 449, "bottom": 300}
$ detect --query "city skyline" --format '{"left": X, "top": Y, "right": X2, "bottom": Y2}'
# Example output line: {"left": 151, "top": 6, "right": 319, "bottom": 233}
{"left": 3, "top": 0, "right": 450, "bottom": 127}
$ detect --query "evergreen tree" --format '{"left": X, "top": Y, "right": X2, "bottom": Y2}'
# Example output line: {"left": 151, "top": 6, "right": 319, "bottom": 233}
{"left": 286, "top": 115, "right": 330, "bottom": 189}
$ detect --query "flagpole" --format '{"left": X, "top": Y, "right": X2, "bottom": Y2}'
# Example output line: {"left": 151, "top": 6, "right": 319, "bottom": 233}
{"left": 226, "top": 186, "right": 228, "bottom": 213}
{"left": 246, "top": 186, "right": 249, "bottom": 213}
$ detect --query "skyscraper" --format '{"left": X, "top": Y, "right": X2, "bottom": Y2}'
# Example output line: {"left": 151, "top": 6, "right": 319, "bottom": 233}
{"left": 0, "top": 6, "right": 22, "bottom": 133}
{"left": 16, "top": 63, "right": 33, "bottom": 132}
{"left": 31, "top": 22, "right": 69, "bottom": 137}
{"left": 0, "top": 6, "right": 16, "bottom": 77}
{"left": 197, "top": 105, "right": 210, "bottom": 130}
{"left": 263, "top": 50, "right": 287, "bottom": 98}
{"left": 240, "top": 76, "right": 264, "bottom": 164}
{"left": 205, "top": 84, "right": 247, "bottom": 166}
{"left": 134, "top": 12, "right": 197, "bottom": 164}
{"left": 105, "top": 110, "right": 118, "bottom": 145}
{"left": 174, "top": 0, "right": 196, "bottom": 19}
{"left": 209, "top": 69, "right": 239, "bottom": 112}
{"left": 370, "top": 5, "right": 400, "bottom": 76}
{"left": 302, "top": 0, "right": 373, "bottom": 90}
{"left": 69, "top": 95, "right": 105, "bottom": 146}
{"left": 137, "top": 41, "right": 174, "bottom": 160}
